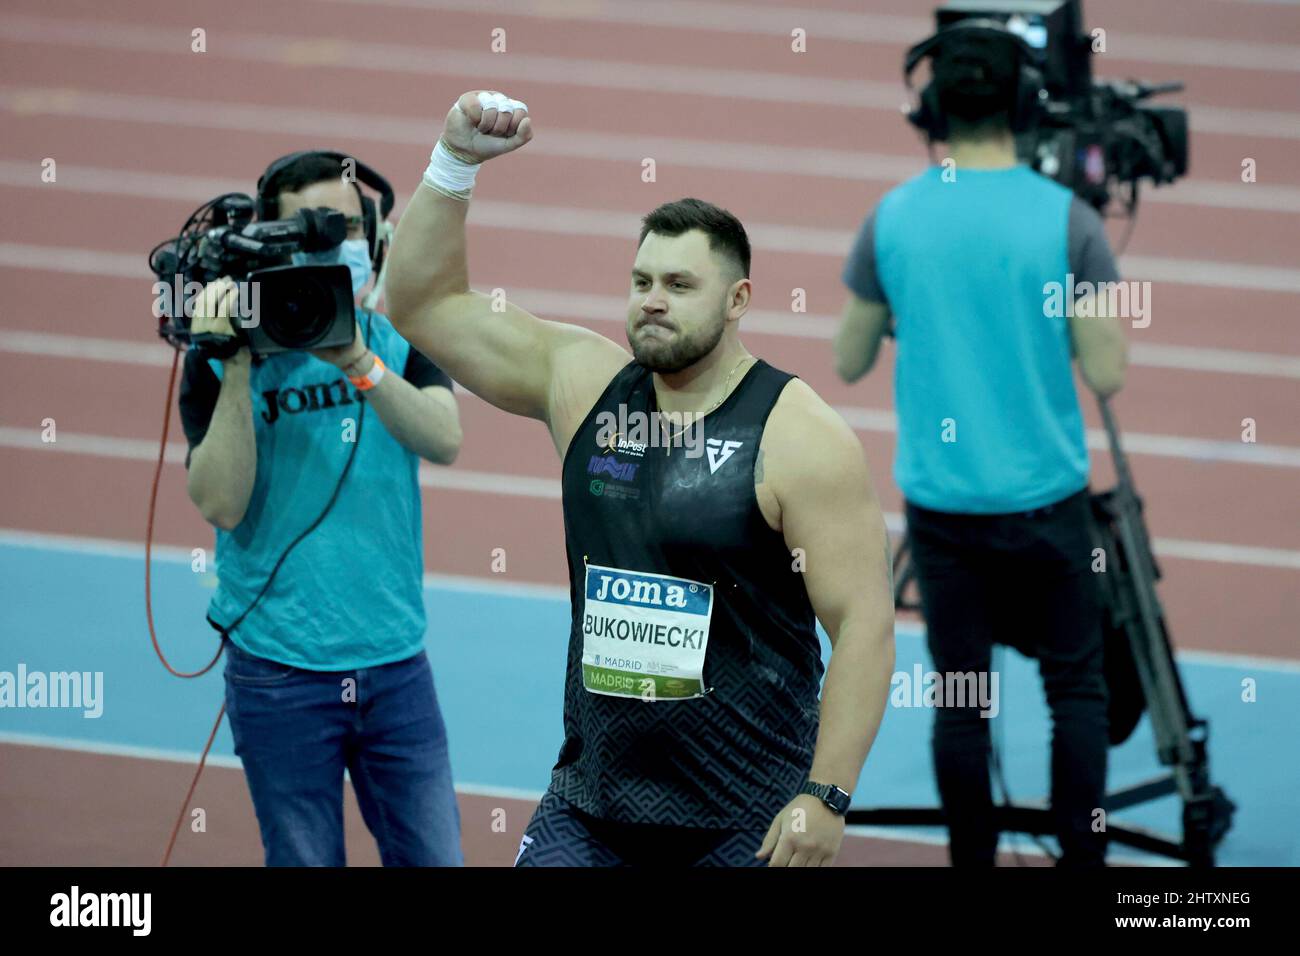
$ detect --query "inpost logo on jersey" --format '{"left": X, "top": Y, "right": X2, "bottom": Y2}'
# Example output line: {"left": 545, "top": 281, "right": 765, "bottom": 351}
{"left": 595, "top": 405, "right": 705, "bottom": 459}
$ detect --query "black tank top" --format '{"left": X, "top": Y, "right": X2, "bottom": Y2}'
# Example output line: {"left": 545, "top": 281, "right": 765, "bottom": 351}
{"left": 552, "top": 359, "right": 823, "bottom": 828}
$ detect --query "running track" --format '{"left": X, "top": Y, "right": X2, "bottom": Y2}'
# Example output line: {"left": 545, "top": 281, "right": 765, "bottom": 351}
{"left": 0, "top": 0, "right": 1297, "bottom": 866}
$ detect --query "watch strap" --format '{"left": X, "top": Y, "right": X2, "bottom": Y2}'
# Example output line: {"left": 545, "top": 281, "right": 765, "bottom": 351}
{"left": 800, "top": 780, "right": 852, "bottom": 816}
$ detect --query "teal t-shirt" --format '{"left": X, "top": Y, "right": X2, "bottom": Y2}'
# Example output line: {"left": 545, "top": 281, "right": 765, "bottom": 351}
{"left": 845, "top": 164, "right": 1091, "bottom": 514}
{"left": 189, "top": 311, "right": 429, "bottom": 670}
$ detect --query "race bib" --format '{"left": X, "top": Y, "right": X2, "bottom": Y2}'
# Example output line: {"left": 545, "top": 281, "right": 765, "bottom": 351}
{"left": 581, "top": 564, "right": 713, "bottom": 700}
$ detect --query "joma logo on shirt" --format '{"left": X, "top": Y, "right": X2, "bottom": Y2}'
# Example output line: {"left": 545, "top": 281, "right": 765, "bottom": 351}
{"left": 593, "top": 574, "right": 689, "bottom": 608}
{"left": 260, "top": 379, "right": 362, "bottom": 424}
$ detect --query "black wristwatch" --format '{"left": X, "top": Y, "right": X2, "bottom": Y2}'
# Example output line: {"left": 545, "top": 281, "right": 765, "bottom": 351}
{"left": 800, "top": 780, "right": 852, "bottom": 816}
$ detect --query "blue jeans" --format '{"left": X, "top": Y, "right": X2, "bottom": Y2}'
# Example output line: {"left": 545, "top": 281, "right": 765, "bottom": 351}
{"left": 222, "top": 637, "right": 463, "bottom": 866}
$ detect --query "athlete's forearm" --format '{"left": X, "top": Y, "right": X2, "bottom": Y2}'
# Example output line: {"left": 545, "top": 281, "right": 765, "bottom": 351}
{"left": 807, "top": 612, "right": 895, "bottom": 794}
{"left": 389, "top": 90, "right": 531, "bottom": 342}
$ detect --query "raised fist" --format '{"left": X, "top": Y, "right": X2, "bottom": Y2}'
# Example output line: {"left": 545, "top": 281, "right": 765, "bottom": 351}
{"left": 441, "top": 90, "right": 533, "bottom": 163}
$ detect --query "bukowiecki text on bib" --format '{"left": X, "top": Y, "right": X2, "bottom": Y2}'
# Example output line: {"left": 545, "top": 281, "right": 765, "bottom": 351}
{"left": 581, "top": 563, "right": 713, "bottom": 700}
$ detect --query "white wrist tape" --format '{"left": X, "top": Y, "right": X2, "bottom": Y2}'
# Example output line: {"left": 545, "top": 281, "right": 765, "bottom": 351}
{"left": 424, "top": 93, "right": 528, "bottom": 199}
{"left": 423, "top": 139, "right": 480, "bottom": 200}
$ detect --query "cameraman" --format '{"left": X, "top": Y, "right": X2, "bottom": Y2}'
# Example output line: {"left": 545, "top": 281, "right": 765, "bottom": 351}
{"left": 179, "top": 153, "right": 464, "bottom": 866}
{"left": 834, "top": 26, "right": 1127, "bottom": 867}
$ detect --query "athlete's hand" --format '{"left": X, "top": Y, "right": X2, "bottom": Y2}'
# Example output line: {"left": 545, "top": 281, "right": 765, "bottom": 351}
{"left": 441, "top": 90, "right": 533, "bottom": 163}
{"left": 756, "top": 794, "right": 846, "bottom": 867}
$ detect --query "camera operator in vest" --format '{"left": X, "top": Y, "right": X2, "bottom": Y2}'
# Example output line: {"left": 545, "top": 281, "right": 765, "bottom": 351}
{"left": 834, "top": 22, "right": 1128, "bottom": 867}
{"left": 178, "top": 151, "right": 464, "bottom": 866}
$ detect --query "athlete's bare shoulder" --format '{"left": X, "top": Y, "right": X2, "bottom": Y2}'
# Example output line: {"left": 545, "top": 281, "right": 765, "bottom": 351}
{"left": 756, "top": 377, "right": 871, "bottom": 532}
{"left": 545, "top": 322, "right": 633, "bottom": 457}
{"left": 766, "top": 377, "right": 862, "bottom": 457}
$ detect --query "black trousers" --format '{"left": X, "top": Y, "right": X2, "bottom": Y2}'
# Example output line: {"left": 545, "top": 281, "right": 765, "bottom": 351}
{"left": 906, "top": 488, "right": 1109, "bottom": 867}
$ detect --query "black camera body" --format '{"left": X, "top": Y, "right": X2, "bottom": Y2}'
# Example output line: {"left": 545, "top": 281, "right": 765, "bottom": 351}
{"left": 1030, "top": 76, "right": 1189, "bottom": 211}
{"left": 150, "top": 193, "right": 356, "bottom": 358}
{"left": 912, "top": 0, "right": 1189, "bottom": 212}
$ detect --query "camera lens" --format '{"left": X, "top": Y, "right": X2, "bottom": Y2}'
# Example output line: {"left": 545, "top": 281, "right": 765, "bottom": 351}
{"left": 261, "top": 273, "right": 335, "bottom": 348}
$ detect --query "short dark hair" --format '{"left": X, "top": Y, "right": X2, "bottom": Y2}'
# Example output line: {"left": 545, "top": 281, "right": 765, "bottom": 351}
{"left": 261, "top": 154, "right": 361, "bottom": 219}
{"left": 638, "top": 198, "right": 751, "bottom": 280}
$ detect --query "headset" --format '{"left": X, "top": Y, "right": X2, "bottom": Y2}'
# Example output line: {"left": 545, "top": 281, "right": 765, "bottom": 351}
{"left": 255, "top": 150, "right": 396, "bottom": 288}
{"left": 903, "top": 18, "right": 1045, "bottom": 143}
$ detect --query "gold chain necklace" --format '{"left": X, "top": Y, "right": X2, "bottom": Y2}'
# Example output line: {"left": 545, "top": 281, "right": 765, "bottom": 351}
{"left": 661, "top": 355, "right": 753, "bottom": 455}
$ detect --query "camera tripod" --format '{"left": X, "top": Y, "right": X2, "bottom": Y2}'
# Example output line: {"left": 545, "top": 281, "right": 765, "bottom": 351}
{"left": 847, "top": 397, "right": 1236, "bottom": 866}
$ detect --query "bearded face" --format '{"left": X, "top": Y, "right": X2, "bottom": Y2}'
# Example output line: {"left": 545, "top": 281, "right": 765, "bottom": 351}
{"left": 629, "top": 302, "right": 727, "bottom": 373}
{"left": 626, "top": 230, "right": 739, "bottom": 374}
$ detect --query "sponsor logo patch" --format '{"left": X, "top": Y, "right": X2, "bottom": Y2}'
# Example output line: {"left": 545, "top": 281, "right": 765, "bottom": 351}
{"left": 705, "top": 438, "right": 743, "bottom": 474}
{"left": 587, "top": 455, "right": 639, "bottom": 482}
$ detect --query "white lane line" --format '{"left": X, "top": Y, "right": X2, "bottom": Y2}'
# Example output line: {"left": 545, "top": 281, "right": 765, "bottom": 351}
{"left": 0, "top": 15, "right": 902, "bottom": 109}
{"left": 3, "top": 162, "right": 1300, "bottom": 292}
{"left": 6, "top": 281, "right": 1300, "bottom": 380}
{"left": 0, "top": 331, "right": 179, "bottom": 367}
{"left": 310, "top": 0, "right": 1300, "bottom": 75}
{"left": 0, "top": 734, "right": 1187, "bottom": 864}
{"left": 0, "top": 526, "right": 576, "bottom": 601}
{"left": 0, "top": 732, "right": 1088, "bottom": 859}
{"left": 2, "top": 526, "right": 1298, "bottom": 670}
{"left": 4, "top": 88, "right": 1300, "bottom": 213}
{"left": 0, "top": 733, "right": 245, "bottom": 771}
{"left": 0, "top": 15, "right": 1294, "bottom": 140}
{"left": 2, "top": 329, "right": 1299, "bottom": 465}
{"left": 2, "top": 430, "right": 1298, "bottom": 570}
{"left": 0, "top": 732, "right": 549, "bottom": 807}
{"left": 1207, "top": 0, "right": 1300, "bottom": 7}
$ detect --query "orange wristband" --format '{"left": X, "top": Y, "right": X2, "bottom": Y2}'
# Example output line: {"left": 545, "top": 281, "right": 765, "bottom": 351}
{"left": 348, "top": 353, "right": 386, "bottom": 391}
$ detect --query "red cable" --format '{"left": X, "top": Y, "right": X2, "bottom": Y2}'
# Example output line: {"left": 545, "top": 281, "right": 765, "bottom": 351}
{"left": 147, "top": 348, "right": 223, "bottom": 678}
{"left": 161, "top": 701, "right": 226, "bottom": 867}
{"left": 146, "top": 347, "right": 227, "bottom": 866}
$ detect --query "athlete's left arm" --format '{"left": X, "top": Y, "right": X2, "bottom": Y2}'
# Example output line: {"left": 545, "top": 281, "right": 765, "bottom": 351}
{"left": 755, "top": 379, "right": 895, "bottom": 867}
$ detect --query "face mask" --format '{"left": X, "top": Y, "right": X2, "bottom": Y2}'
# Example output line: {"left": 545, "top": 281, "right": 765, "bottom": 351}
{"left": 291, "top": 238, "right": 372, "bottom": 297}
